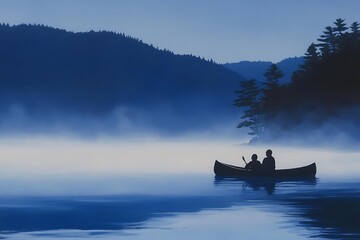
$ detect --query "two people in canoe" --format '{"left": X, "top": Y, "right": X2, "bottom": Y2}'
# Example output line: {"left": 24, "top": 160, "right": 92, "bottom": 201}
{"left": 245, "top": 149, "right": 275, "bottom": 173}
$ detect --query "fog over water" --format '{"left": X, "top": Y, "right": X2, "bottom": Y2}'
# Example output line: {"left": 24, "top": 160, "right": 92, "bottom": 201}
{"left": 0, "top": 136, "right": 359, "bottom": 196}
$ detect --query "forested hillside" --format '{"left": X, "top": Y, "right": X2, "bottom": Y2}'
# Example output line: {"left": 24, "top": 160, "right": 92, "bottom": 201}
{"left": 234, "top": 19, "right": 360, "bottom": 145}
{"left": 0, "top": 24, "right": 244, "bottom": 136}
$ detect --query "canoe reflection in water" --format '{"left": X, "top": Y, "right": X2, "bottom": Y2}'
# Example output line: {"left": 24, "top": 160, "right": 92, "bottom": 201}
{"left": 241, "top": 178, "right": 276, "bottom": 195}
{"left": 214, "top": 176, "right": 317, "bottom": 195}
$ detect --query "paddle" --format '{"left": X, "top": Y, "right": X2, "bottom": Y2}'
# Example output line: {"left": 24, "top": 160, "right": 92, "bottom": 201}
{"left": 242, "top": 156, "right": 247, "bottom": 165}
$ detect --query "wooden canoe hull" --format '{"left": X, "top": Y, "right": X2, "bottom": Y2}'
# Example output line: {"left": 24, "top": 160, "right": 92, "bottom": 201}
{"left": 214, "top": 160, "right": 316, "bottom": 178}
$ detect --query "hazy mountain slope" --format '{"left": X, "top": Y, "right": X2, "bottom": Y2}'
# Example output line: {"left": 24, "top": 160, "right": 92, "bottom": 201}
{"left": 0, "top": 24, "right": 245, "bottom": 136}
{"left": 224, "top": 57, "right": 304, "bottom": 83}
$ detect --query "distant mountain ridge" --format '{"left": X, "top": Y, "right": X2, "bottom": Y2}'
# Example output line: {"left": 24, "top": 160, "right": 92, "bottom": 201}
{"left": 0, "top": 23, "right": 245, "bottom": 136}
{"left": 224, "top": 57, "right": 304, "bottom": 83}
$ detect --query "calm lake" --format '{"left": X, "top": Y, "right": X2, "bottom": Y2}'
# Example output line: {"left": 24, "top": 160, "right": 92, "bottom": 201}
{"left": 0, "top": 138, "right": 359, "bottom": 239}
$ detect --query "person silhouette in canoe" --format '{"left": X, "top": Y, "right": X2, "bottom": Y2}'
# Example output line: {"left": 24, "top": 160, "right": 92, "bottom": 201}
{"left": 245, "top": 154, "right": 262, "bottom": 172}
{"left": 262, "top": 149, "right": 276, "bottom": 173}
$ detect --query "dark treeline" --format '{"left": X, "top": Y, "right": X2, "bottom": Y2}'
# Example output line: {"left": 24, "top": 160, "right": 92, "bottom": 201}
{"left": 235, "top": 19, "right": 360, "bottom": 145}
{"left": 0, "top": 24, "right": 244, "bottom": 135}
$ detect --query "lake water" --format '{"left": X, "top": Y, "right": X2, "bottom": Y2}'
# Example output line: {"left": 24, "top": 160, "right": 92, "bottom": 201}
{"left": 0, "top": 138, "right": 359, "bottom": 239}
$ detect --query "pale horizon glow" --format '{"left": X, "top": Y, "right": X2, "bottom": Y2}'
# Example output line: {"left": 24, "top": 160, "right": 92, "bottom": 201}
{"left": 0, "top": 0, "right": 359, "bottom": 63}
{"left": 0, "top": 138, "right": 359, "bottom": 178}
{"left": 0, "top": 137, "right": 359, "bottom": 197}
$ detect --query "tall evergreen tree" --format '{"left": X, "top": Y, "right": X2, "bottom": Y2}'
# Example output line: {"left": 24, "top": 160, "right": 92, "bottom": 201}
{"left": 333, "top": 18, "right": 348, "bottom": 36}
{"left": 261, "top": 64, "right": 284, "bottom": 137}
{"left": 300, "top": 43, "right": 319, "bottom": 71}
{"left": 263, "top": 64, "right": 284, "bottom": 89}
{"left": 350, "top": 21, "right": 360, "bottom": 40}
{"left": 234, "top": 79, "right": 263, "bottom": 139}
{"left": 317, "top": 26, "right": 336, "bottom": 55}
{"left": 334, "top": 18, "right": 349, "bottom": 51}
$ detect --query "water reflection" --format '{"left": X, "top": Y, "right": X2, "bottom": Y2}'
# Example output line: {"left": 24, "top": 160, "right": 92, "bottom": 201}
{"left": 0, "top": 194, "right": 233, "bottom": 234}
{"left": 281, "top": 186, "right": 360, "bottom": 239}
{"left": 0, "top": 176, "right": 359, "bottom": 239}
{"left": 214, "top": 176, "right": 277, "bottom": 195}
{"left": 214, "top": 177, "right": 360, "bottom": 239}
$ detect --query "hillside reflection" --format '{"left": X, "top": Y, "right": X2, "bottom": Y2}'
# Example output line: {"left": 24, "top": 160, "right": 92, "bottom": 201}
{"left": 214, "top": 177, "right": 360, "bottom": 239}
{"left": 282, "top": 187, "right": 360, "bottom": 239}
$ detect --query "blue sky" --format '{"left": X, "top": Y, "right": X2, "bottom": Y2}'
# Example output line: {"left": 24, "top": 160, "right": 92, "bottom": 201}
{"left": 0, "top": 0, "right": 359, "bottom": 63}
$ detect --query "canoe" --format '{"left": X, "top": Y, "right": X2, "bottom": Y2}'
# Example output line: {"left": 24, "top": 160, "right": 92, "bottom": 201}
{"left": 214, "top": 160, "right": 316, "bottom": 178}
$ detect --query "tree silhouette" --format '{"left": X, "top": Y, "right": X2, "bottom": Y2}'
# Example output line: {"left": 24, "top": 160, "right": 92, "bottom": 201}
{"left": 263, "top": 64, "right": 284, "bottom": 89}
{"left": 333, "top": 18, "right": 348, "bottom": 36}
{"left": 234, "top": 79, "right": 263, "bottom": 139}
{"left": 317, "top": 26, "right": 336, "bottom": 56}
{"left": 350, "top": 22, "right": 359, "bottom": 39}
{"left": 300, "top": 43, "right": 319, "bottom": 71}
{"left": 261, "top": 64, "right": 284, "bottom": 136}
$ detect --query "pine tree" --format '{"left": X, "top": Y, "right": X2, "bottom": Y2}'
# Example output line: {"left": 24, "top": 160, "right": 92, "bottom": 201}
{"left": 317, "top": 26, "right": 336, "bottom": 55}
{"left": 234, "top": 79, "right": 263, "bottom": 138}
{"left": 260, "top": 64, "right": 284, "bottom": 138}
{"left": 262, "top": 64, "right": 284, "bottom": 110}
{"left": 300, "top": 43, "right": 319, "bottom": 71}
{"left": 263, "top": 64, "right": 284, "bottom": 89}
{"left": 350, "top": 21, "right": 360, "bottom": 40}
{"left": 333, "top": 18, "right": 348, "bottom": 36}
